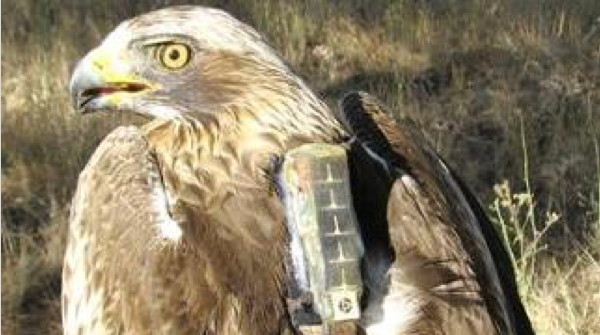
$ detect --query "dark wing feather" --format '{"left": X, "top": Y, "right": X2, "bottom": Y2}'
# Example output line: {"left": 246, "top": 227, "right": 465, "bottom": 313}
{"left": 339, "top": 92, "right": 534, "bottom": 335}
{"left": 447, "top": 166, "right": 535, "bottom": 335}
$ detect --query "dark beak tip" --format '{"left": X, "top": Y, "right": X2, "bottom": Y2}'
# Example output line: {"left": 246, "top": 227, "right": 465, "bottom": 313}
{"left": 71, "top": 92, "right": 98, "bottom": 115}
{"left": 70, "top": 93, "right": 85, "bottom": 113}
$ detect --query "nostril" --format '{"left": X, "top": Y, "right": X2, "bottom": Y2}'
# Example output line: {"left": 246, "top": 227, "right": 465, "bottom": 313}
{"left": 93, "top": 60, "right": 104, "bottom": 71}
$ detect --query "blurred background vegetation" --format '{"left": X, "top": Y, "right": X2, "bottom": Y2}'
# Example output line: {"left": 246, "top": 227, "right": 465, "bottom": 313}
{"left": 2, "top": 0, "right": 599, "bottom": 334}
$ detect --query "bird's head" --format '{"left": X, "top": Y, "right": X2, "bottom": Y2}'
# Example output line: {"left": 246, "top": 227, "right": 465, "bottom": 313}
{"left": 69, "top": 6, "right": 298, "bottom": 121}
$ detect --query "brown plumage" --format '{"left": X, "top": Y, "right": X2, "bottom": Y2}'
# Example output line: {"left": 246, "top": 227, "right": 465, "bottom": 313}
{"left": 64, "top": 5, "right": 534, "bottom": 335}
{"left": 340, "top": 92, "right": 534, "bottom": 334}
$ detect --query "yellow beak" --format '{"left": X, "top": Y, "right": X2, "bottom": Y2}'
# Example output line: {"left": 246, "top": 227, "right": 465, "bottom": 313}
{"left": 69, "top": 47, "right": 153, "bottom": 113}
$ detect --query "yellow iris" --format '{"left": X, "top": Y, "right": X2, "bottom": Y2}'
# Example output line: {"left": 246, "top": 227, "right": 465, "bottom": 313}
{"left": 156, "top": 43, "right": 192, "bottom": 70}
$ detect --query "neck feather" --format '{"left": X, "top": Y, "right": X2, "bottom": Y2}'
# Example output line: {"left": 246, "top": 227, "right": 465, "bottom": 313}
{"left": 142, "top": 80, "right": 345, "bottom": 210}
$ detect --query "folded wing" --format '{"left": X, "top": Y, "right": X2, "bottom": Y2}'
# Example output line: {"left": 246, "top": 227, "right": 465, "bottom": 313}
{"left": 339, "top": 92, "right": 534, "bottom": 335}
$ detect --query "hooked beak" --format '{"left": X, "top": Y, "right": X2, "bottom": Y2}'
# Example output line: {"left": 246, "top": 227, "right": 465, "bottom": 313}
{"left": 69, "top": 48, "right": 152, "bottom": 114}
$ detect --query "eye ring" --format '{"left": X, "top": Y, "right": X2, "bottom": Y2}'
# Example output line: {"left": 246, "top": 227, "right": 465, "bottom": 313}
{"left": 156, "top": 43, "right": 192, "bottom": 70}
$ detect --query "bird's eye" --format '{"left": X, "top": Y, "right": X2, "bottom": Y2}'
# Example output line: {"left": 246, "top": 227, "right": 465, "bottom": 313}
{"left": 155, "top": 43, "right": 192, "bottom": 70}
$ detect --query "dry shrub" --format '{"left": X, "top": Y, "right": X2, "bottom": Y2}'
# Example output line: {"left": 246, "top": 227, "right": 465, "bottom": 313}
{"left": 492, "top": 180, "right": 600, "bottom": 335}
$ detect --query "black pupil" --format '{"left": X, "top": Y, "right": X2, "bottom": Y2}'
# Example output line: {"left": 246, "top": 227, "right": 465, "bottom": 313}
{"left": 168, "top": 48, "right": 180, "bottom": 61}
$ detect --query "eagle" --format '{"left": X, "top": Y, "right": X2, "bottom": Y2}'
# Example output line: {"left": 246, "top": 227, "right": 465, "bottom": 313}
{"left": 63, "top": 6, "right": 534, "bottom": 335}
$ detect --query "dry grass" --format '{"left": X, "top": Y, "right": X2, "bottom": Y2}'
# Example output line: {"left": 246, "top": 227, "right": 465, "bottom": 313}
{"left": 2, "top": 1, "right": 599, "bottom": 334}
